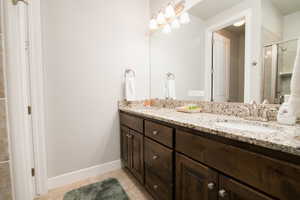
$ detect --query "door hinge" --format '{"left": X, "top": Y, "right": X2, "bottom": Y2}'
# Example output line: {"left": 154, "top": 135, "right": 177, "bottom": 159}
{"left": 31, "top": 168, "right": 35, "bottom": 177}
{"left": 27, "top": 106, "right": 32, "bottom": 115}
{"left": 25, "top": 41, "right": 30, "bottom": 50}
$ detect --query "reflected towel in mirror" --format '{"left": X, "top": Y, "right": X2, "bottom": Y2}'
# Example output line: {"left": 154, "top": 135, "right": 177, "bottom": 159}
{"left": 164, "top": 79, "right": 176, "bottom": 99}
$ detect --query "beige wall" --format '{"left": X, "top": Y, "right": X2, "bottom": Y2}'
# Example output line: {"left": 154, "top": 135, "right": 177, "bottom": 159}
{"left": 0, "top": 6, "right": 12, "bottom": 199}
{"left": 41, "top": 0, "right": 150, "bottom": 178}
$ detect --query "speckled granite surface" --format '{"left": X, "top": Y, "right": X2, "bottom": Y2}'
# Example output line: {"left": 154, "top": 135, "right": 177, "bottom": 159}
{"left": 119, "top": 102, "right": 300, "bottom": 157}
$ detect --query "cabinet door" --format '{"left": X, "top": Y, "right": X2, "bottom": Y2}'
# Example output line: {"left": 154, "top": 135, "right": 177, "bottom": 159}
{"left": 218, "top": 175, "right": 274, "bottom": 200}
{"left": 130, "top": 130, "right": 144, "bottom": 184}
{"left": 120, "top": 126, "right": 130, "bottom": 168}
{"left": 176, "top": 153, "right": 218, "bottom": 200}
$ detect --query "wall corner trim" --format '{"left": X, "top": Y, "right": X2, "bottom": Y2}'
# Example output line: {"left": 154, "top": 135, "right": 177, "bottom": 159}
{"left": 47, "top": 160, "right": 121, "bottom": 190}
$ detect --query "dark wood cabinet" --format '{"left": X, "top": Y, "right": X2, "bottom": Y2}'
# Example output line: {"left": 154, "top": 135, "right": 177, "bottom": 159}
{"left": 120, "top": 126, "right": 130, "bottom": 168}
{"left": 144, "top": 137, "right": 173, "bottom": 182}
{"left": 145, "top": 167, "right": 173, "bottom": 200}
{"left": 218, "top": 175, "right": 274, "bottom": 200}
{"left": 176, "top": 153, "right": 275, "bottom": 200}
{"left": 130, "top": 130, "right": 144, "bottom": 184}
{"left": 120, "top": 125, "right": 144, "bottom": 184}
{"left": 176, "top": 153, "right": 218, "bottom": 200}
{"left": 119, "top": 111, "right": 300, "bottom": 200}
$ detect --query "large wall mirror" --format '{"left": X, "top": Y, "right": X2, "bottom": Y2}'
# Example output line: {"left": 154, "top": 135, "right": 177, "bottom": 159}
{"left": 149, "top": 0, "right": 300, "bottom": 104}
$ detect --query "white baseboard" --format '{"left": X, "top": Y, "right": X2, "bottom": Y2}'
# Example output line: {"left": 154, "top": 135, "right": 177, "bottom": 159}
{"left": 48, "top": 160, "right": 121, "bottom": 190}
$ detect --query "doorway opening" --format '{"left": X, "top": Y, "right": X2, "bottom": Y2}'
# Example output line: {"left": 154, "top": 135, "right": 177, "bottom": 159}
{"left": 212, "top": 19, "right": 246, "bottom": 102}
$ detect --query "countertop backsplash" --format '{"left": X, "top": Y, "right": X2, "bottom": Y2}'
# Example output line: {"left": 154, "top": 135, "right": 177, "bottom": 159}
{"left": 119, "top": 99, "right": 280, "bottom": 122}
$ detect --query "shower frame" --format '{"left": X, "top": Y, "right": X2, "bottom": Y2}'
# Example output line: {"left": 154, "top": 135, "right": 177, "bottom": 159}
{"left": 263, "top": 37, "right": 299, "bottom": 104}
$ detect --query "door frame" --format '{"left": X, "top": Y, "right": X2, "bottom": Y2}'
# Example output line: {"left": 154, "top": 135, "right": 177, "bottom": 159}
{"left": 3, "top": 0, "right": 48, "bottom": 199}
{"left": 204, "top": 9, "right": 252, "bottom": 102}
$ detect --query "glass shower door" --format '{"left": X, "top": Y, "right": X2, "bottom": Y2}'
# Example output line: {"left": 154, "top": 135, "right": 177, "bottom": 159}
{"left": 263, "top": 39, "right": 298, "bottom": 104}
{"left": 277, "top": 40, "right": 298, "bottom": 101}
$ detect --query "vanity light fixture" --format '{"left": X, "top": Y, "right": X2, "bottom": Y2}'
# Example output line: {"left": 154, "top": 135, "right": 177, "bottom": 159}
{"left": 162, "top": 24, "right": 172, "bottom": 34}
{"left": 179, "top": 12, "right": 190, "bottom": 24}
{"left": 165, "top": 3, "right": 176, "bottom": 18}
{"left": 157, "top": 11, "right": 167, "bottom": 25}
{"left": 149, "top": 18, "right": 158, "bottom": 30}
{"left": 233, "top": 19, "right": 245, "bottom": 27}
{"left": 150, "top": 1, "right": 189, "bottom": 34}
{"left": 171, "top": 18, "right": 181, "bottom": 29}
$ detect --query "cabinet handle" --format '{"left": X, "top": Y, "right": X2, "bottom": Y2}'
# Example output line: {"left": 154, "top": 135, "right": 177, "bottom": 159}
{"left": 219, "top": 189, "right": 227, "bottom": 198}
{"left": 152, "top": 155, "right": 159, "bottom": 160}
{"left": 152, "top": 130, "right": 159, "bottom": 135}
{"left": 153, "top": 185, "right": 158, "bottom": 190}
{"left": 207, "top": 182, "right": 215, "bottom": 190}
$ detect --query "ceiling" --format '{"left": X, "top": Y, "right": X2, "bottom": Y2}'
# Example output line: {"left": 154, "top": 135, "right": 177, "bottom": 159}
{"left": 189, "top": 0, "right": 243, "bottom": 20}
{"left": 270, "top": 0, "right": 300, "bottom": 15}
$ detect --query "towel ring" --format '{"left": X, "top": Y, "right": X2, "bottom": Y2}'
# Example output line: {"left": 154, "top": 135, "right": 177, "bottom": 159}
{"left": 125, "top": 69, "right": 135, "bottom": 78}
{"left": 166, "top": 72, "right": 175, "bottom": 80}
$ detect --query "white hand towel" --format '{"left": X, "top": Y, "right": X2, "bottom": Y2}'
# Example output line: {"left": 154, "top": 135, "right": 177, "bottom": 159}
{"left": 125, "top": 76, "right": 136, "bottom": 101}
{"left": 288, "top": 39, "right": 300, "bottom": 117}
{"left": 164, "top": 79, "right": 176, "bottom": 99}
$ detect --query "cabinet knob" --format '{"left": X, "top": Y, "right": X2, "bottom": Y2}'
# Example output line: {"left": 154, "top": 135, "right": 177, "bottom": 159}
{"left": 152, "top": 155, "right": 159, "bottom": 160}
{"left": 219, "top": 189, "right": 227, "bottom": 198}
{"left": 152, "top": 130, "right": 159, "bottom": 135}
{"left": 153, "top": 185, "right": 158, "bottom": 190}
{"left": 207, "top": 182, "right": 215, "bottom": 190}
{"left": 127, "top": 134, "right": 132, "bottom": 138}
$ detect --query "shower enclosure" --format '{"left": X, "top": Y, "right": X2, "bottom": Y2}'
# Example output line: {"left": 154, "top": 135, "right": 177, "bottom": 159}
{"left": 263, "top": 39, "right": 298, "bottom": 104}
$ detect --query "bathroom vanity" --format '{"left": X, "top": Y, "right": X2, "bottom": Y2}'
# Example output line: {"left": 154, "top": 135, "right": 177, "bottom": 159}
{"left": 119, "top": 105, "right": 300, "bottom": 200}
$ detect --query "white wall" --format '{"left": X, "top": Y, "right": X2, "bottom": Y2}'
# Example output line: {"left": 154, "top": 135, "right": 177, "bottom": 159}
{"left": 41, "top": 0, "right": 150, "bottom": 178}
{"left": 261, "top": 0, "right": 283, "bottom": 40}
{"left": 150, "top": 15, "right": 206, "bottom": 100}
{"left": 283, "top": 11, "right": 300, "bottom": 40}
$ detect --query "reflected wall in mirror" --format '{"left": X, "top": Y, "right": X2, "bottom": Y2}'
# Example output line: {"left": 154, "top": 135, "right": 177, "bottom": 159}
{"left": 262, "top": 0, "right": 300, "bottom": 104}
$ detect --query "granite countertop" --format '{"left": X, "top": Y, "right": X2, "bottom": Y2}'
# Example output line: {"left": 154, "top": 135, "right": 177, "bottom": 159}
{"left": 119, "top": 106, "right": 300, "bottom": 157}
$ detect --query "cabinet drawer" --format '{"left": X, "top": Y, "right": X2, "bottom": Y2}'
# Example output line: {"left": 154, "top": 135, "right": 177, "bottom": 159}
{"left": 145, "top": 137, "right": 173, "bottom": 183}
{"left": 145, "top": 168, "right": 173, "bottom": 200}
{"left": 176, "top": 129, "right": 300, "bottom": 200}
{"left": 120, "top": 112, "right": 143, "bottom": 133}
{"left": 219, "top": 175, "right": 275, "bottom": 200}
{"left": 145, "top": 120, "right": 173, "bottom": 147}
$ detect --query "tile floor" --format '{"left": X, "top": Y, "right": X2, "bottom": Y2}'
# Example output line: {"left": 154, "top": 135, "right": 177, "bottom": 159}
{"left": 35, "top": 169, "right": 153, "bottom": 200}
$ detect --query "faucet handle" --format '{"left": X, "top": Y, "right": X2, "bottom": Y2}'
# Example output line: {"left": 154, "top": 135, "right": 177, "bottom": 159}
{"left": 250, "top": 100, "right": 257, "bottom": 105}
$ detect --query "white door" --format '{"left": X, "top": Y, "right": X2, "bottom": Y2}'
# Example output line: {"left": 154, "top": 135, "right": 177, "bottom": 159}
{"left": 212, "top": 33, "right": 230, "bottom": 102}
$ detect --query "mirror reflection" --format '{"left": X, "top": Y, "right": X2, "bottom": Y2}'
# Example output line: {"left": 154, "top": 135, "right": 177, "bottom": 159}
{"left": 150, "top": 0, "right": 300, "bottom": 104}
{"left": 262, "top": 0, "right": 300, "bottom": 104}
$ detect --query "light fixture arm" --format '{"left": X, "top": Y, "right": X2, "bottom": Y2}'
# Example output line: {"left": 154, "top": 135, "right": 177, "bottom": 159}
{"left": 12, "top": 0, "right": 29, "bottom": 6}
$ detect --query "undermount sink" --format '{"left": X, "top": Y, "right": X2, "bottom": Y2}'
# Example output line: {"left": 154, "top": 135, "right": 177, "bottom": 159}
{"left": 215, "top": 120, "right": 280, "bottom": 134}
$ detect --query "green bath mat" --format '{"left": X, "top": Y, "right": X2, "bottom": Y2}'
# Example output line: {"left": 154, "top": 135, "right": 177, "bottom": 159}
{"left": 63, "top": 178, "right": 129, "bottom": 200}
